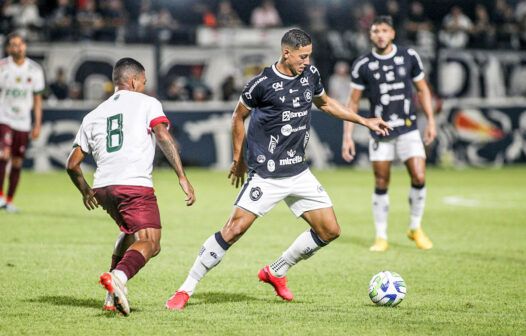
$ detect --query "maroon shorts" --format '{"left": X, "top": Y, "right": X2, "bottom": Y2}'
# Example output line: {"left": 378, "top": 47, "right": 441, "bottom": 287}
{"left": 0, "top": 124, "right": 29, "bottom": 157}
{"left": 93, "top": 185, "right": 161, "bottom": 234}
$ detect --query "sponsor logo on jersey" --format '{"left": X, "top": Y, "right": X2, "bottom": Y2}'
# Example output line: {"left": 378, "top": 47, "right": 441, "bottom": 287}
{"left": 15, "top": 77, "right": 21, "bottom": 83}
{"left": 303, "top": 131, "right": 310, "bottom": 149}
{"left": 287, "top": 149, "right": 296, "bottom": 157}
{"left": 368, "top": 61, "right": 379, "bottom": 71}
{"left": 380, "top": 94, "right": 405, "bottom": 105}
{"left": 374, "top": 105, "right": 383, "bottom": 118}
{"left": 289, "top": 88, "right": 298, "bottom": 93}
{"left": 272, "top": 81, "right": 284, "bottom": 91}
{"left": 282, "top": 110, "right": 308, "bottom": 121}
{"left": 374, "top": 73, "right": 380, "bottom": 80}
{"left": 300, "top": 77, "right": 309, "bottom": 86}
{"left": 257, "top": 154, "right": 266, "bottom": 163}
{"left": 386, "top": 71, "right": 395, "bottom": 82}
{"left": 379, "top": 82, "right": 405, "bottom": 94}
{"left": 304, "top": 89, "right": 312, "bottom": 103}
{"left": 309, "top": 65, "right": 319, "bottom": 74}
{"left": 281, "top": 124, "right": 306, "bottom": 136}
{"left": 394, "top": 56, "right": 404, "bottom": 65}
{"left": 268, "top": 135, "right": 279, "bottom": 153}
{"left": 27, "top": 77, "right": 32, "bottom": 83}
{"left": 250, "top": 187, "right": 263, "bottom": 201}
{"left": 114, "top": 94, "right": 120, "bottom": 101}
{"left": 317, "top": 185, "right": 325, "bottom": 193}
{"left": 279, "top": 96, "right": 285, "bottom": 103}
{"left": 279, "top": 155, "right": 303, "bottom": 166}
{"left": 244, "top": 76, "right": 268, "bottom": 100}
{"left": 267, "top": 159, "right": 275, "bottom": 172}
{"left": 382, "top": 65, "right": 393, "bottom": 71}
{"left": 292, "top": 97, "right": 300, "bottom": 107}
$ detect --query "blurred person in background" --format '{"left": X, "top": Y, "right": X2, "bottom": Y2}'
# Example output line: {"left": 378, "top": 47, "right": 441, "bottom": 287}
{"left": 3, "top": 0, "right": 43, "bottom": 41}
{"left": 251, "top": 0, "right": 282, "bottom": 29}
{"left": 47, "top": 0, "right": 74, "bottom": 41}
{"left": 0, "top": 33, "right": 44, "bottom": 212}
{"left": 405, "top": 1, "right": 433, "bottom": 45}
{"left": 77, "top": 0, "right": 103, "bottom": 40}
{"left": 185, "top": 65, "right": 211, "bottom": 101}
{"left": 48, "top": 67, "right": 69, "bottom": 100}
{"left": 439, "top": 5, "right": 473, "bottom": 48}
{"left": 220, "top": 75, "right": 239, "bottom": 101}
{"left": 216, "top": 0, "right": 242, "bottom": 28}
{"left": 470, "top": 4, "right": 495, "bottom": 49}
{"left": 328, "top": 61, "right": 350, "bottom": 105}
{"left": 342, "top": 16, "right": 436, "bottom": 252}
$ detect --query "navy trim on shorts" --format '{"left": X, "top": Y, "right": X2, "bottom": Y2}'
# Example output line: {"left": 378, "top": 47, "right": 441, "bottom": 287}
{"left": 310, "top": 229, "right": 328, "bottom": 247}
{"left": 214, "top": 231, "right": 231, "bottom": 250}
{"left": 234, "top": 173, "right": 253, "bottom": 205}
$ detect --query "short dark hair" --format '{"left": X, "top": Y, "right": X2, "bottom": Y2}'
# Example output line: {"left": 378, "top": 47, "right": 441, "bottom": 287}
{"left": 112, "top": 57, "right": 145, "bottom": 86}
{"left": 5, "top": 32, "right": 24, "bottom": 50}
{"left": 281, "top": 29, "right": 312, "bottom": 49}
{"left": 371, "top": 16, "right": 394, "bottom": 29}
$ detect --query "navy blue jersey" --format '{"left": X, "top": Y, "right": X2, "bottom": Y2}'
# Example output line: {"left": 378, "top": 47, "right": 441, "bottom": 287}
{"left": 350, "top": 44, "right": 425, "bottom": 140}
{"left": 240, "top": 63, "right": 324, "bottom": 178}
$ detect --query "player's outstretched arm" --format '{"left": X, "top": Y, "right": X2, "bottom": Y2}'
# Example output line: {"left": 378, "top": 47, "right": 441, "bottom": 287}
{"left": 66, "top": 146, "right": 98, "bottom": 210}
{"left": 228, "top": 102, "right": 250, "bottom": 188}
{"left": 414, "top": 78, "right": 436, "bottom": 145}
{"left": 342, "top": 89, "right": 363, "bottom": 162}
{"left": 153, "top": 123, "right": 195, "bottom": 206}
{"left": 314, "top": 92, "right": 392, "bottom": 137}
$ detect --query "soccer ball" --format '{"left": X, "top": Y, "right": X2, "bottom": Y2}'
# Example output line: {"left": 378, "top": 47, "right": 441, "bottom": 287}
{"left": 368, "top": 271, "right": 406, "bottom": 307}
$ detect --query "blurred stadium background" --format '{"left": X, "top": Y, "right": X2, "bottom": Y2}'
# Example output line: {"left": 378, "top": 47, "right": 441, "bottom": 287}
{"left": 2, "top": 0, "right": 526, "bottom": 171}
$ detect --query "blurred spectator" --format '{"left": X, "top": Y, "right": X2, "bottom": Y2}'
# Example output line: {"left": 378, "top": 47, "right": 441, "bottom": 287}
{"left": 216, "top": 0, "right": 242, "bottom": 28}
{"left": 166, "top": 77, "right": 189, "bottom": 101}
{"left": 470, "top": 4, "right": 495, "bottom": 49}
{"left": 250, "top": 0, "right": 282, "bottom": 29}
{"left": 357, "top": 2, "right": 376, "bottom": 32}
{"left": 185, "top": 65, "right": 211, "bottom": 101}
{"left": 98, "top": 0, "right": 126, "bottom": 42}
{"left": 4, "top": 0, "right": 43, "bottom": 41}
{"left": 220, "top": 75, "right": 239, "bottom": 101}
{"left": 439, "top": 6, "right": 473, "bottom": 48}
{"left": 47, "top": 0, "right": 74, "bottom": 41}
{"left": 77, "top": 0, "right": 103, "bottom": 40}
{"left": 405, "top": 1, "right": 433, "bottom": 44}
{"left": 305, "top": 3, "right": 327, "bottom": 33}
{"left": 385, "top": 0, "right": 403, "bottom": 34}
{"left": 516, "top": 0, "right": 526, "bottom": 22}
{"left": 155, "top": 8, "right": 180, "bottom": 43}
{"left": 328, "top": 61, "right": 350, "bottom": 105}
{"left": 200, "top": 4, "right": 216, "bottom": 28}
{"left": 69, "top": 82, "right": 83, "bottom": 100}
{"left": 492, "top": 0, "right": 519, "bottom": 49}
{"left": 49, "top": 68, "right": 69, "bottom": 100}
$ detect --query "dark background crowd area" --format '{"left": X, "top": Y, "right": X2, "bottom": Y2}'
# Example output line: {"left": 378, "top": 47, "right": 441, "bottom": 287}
{"left": 1, "top": 0, "right": 526, "bottom": 50}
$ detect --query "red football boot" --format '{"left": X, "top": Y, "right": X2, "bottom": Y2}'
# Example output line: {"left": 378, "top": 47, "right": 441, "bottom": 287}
{"left": 165, "top": 291, "right": 190, "bottom": 310}
{"left": 258, "top": 265, "right": 293, "bottom": 301}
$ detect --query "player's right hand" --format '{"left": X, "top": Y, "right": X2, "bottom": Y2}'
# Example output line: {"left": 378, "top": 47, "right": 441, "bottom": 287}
{"left": 228, "top": 159, "right": 248, "bottom": 188}
{"left": 342, "top": 138, "right": 356, "bottom": 162}
{"left": 365, "top": 118, "right": 392, "bottom": 136}
{"left": 82, "top": 189, "right": 98, "bottom": 210}
{"left": 179, "top": 176, "right": 196, "bottom": 206}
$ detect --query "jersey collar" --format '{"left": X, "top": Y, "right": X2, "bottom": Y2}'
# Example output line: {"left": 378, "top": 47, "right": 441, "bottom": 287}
{"left": 272, "top": 63, "right": 299, "bottom": 80}
{"left": 8, "top": 56, "right": 28, "bottom": 69}
{"left": 372, "top": 44, "right": 397, "bottom": 60}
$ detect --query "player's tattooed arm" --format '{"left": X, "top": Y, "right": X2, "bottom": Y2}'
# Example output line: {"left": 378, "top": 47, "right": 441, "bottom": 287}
{"left": 66, "top": 146, "right": 98, "bottom": 210}
{"left": 153, "top": 123, "right": 195, "bottom": 206}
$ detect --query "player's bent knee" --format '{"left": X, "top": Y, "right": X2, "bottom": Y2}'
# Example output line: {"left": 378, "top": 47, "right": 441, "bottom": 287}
{"left": 322, "top": 226, "right": 341, "bottom": 243}
{"left": 412, "top": 174, "right": 425, "bottom": 186}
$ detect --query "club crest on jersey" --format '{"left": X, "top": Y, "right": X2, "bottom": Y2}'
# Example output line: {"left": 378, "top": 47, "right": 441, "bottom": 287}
{"left": 397, "top": 67, "right": 407, "bottom": 77}
{"left": 281, "top": 124, "right": 292, "bottom": 136}
{"left": 268, "top": 135, "right": 279, "bottom": 154}
{"left": 27, "top": 77, "right": 32, "bottom": 83}
{"left": 267, "top": 160, "right": 275, "bottom": 172}
{"left": 287, "top": 149, "right": 296, "bottom": 157}
{"left": 249, "top": 187, "right": 263, "bottom": 201}
{"left": 374, "top": 73, "right": 380, "bottom": 80}
{"left": 257, "top": 154, "right": 266, "bottom": 163}
{"left": 15, "top": 77, "right": 21, "bottom": 83}
{"left": 272, "top": 81, "right": 284, "bottom": 91}
{"left": 293, "top": 97, "right": 300, "bottom": 107}
{"left": 304, "top": 89, "right": 312, "bottom": 103}
{"left": 300, "top": 77, "right": 309, "bottom": 86}
{"left": 394, "top": 56, "right": 404, "bottom": 65}
{"left": 368, "top": 61, "right": 379, "bottom": 71}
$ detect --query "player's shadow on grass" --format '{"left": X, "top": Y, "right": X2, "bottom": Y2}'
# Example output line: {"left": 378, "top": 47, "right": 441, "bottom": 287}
{"left": 29, "top": 295, "right": 100, "bottom": 309}
{"left": 189, "top": 291, "right": 260, "bottom": 306}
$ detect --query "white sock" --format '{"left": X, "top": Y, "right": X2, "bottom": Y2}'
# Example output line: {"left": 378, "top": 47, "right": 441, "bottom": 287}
{"left": 409, "top": 185, "right": 426, "bottom": 230}
{"left": 179, "top": 232, "right": 230, "bottom": 296}
{"left": 112, "top": 269, "right": 128, "bottom": 285}
{"left": 270, "top": 229, "right": 327, "bottom": 277}
{"left": 372, "top": 191, "right": 389, "bottom": 240}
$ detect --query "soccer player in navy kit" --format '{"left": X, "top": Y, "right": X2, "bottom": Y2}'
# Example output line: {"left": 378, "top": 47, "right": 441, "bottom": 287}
{"left": 341, "top": 16, "right": 436, "bottom": 251}
{"left": 166, "top": 28, "right": 391, "bottom": 310}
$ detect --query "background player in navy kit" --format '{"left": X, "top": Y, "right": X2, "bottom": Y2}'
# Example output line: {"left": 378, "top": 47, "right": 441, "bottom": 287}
{"left": 165, "top": 28, "right": 391, "bottom": 310}
{"left": 341, "top": 16, "right": 436, "bottom": 251}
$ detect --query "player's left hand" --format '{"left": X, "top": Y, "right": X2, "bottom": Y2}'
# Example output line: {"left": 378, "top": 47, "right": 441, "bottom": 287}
{"left": 30, "top": 125, "right": 40, "bottom": 140}
{"left": 424, "top": 120, "right": 436, "bottom": 145}
{"left": 365, "top": 118, "right": 393, "bottom": 137}
{"left": 179, "top": 176, "right": 196, "bottom": 206}
{"left": 82, "top": 189, "right": 98, "bottom": 210}
{"left": 228, "top": 159, "right": 248, "bottom": 188}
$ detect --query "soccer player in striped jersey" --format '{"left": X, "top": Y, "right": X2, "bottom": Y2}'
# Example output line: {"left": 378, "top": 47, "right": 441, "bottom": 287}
{"left": 341, "top": 16, "right": 436, "bottom": 251}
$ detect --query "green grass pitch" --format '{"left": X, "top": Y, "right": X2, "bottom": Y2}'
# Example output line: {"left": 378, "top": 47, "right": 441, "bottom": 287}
{"left": 1, "top": 166, "right": 525, "bottom": 335}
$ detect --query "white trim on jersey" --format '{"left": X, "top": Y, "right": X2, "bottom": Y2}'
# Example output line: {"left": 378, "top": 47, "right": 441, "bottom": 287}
{"left": 412, "top": 72, "right": 425, "bottom": 82}
{"left": 271, "top": 63, "right": 299, "bottom": 80}
{"left": 314, "top": 88, "right": 325, "bottom": 97}
{"left": 371, "top": 44, "right": 398, "bottom": 60}
{"left": 407, "top": 48, "right": 424, "bottom": 70}
{"left": 239, "top": 96, "right": 253, "bottom": 110}
{"left": 351, "top": 57, "right": 369, "bottom": 78}
{"left": 350, "top": 82, "right": 365, "bottom": 90}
